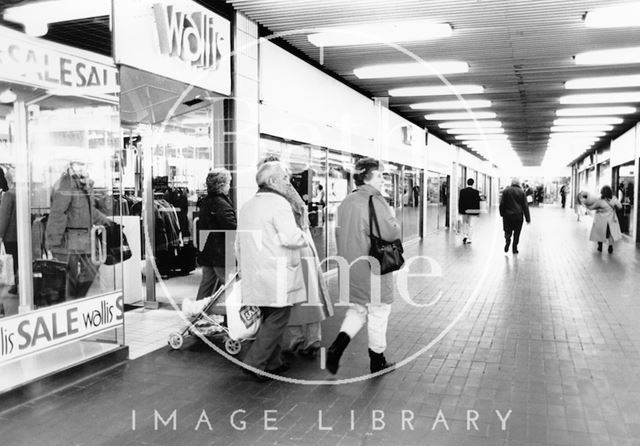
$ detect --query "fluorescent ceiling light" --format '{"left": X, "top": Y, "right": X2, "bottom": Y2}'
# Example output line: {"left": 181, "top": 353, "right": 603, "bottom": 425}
{"left": 447, "top": 127, "right": 505, "bottom": 135}
{"left": 553, "top": 117, "right": 623, "bottom": 126}
{"left": 560, "top": 92, "right": 640, "bottom": 104}
{"left": 549, "top": 133, "right": 603, "bottom": 139}
{"left": 575, "top": 47, "right": 640, "bottom": 65}
{"left": 585, "top": 3, "right": 640, "bottom": 28}
{"left": 410, "top": 99, "right": 491, "bottom": 110}
{"left": 565, "top": 74, "right": 640, "bottom": 89}
{"left": 455, "top": 134, "right": 508, "bottom": 140}
{"left": 389, "top": 84, "right": 483, "bottom": 97}
{"left": 308, "top": 21, "right": 452, "bottom": 47}
{"left": 4, "top": 0, "right": 110, "bottom": 36}
{"left": 550, "top": 125, "right": 613, "bottom": 132}
{"left": 354, "top": 61, "right": 469, "bottom": 79}
{"left": 556, "top": 107, "right": 636, "bottom": 116}
{"left": 439, "top": 120, "right": 501, "bottom": 129}
{"left": 425, "top": 111, "right": 497, "bottom": 120}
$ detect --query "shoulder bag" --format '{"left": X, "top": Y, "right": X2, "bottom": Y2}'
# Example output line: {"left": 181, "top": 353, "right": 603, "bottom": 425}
{"left": 369, "top": 196, "right": 404, "bottom": 275}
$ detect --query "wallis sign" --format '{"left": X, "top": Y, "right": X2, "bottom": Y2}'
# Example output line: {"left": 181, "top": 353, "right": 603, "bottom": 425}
{"left": 153, "top": 4, "right": 223, "bottom": 71}
{"left": 113, "top": 0, "right": 231, "bottom": 95}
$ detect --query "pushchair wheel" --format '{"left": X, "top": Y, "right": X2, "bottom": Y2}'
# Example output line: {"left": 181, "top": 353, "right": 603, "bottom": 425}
{"left": 224, "top": 338, "right": 242, "bottom": 355}
{"left": 168, "top": 332, "right": 184, "bottom": 350}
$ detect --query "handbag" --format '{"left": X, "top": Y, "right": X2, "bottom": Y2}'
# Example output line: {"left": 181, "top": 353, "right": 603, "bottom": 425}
{"left": 33, "top": 252, "right": 67, "bottom": 307}
{"left": 101, "top": 222, "right": 132, "bottom": 265}
{"left": 369, "top": 196, "right": 404, "bottom": 275}
{"left": 0, "top": 242, "right": 15, "bottom": 286}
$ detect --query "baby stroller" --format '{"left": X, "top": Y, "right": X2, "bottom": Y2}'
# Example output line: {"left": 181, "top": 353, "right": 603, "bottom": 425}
{"left": 167, "top": 272, "right": 260, "bottom": 355}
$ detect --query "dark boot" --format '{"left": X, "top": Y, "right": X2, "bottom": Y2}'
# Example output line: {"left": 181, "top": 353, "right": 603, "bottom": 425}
{"left": 597, "top": 242, "right": 603, "bottom": 252}
{"left": 504, "top": 238, "right": 511, "bottom": 253}
{"left": 369, "top": 349, "right": 395, "bottom": 373}
{"left": 326, "top": 332, "right": 350, "bottom": 375}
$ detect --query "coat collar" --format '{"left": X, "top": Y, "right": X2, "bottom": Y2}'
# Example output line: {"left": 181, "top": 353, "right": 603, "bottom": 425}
{"left": 357, "top": 184, "right": 382, "bottom": 196}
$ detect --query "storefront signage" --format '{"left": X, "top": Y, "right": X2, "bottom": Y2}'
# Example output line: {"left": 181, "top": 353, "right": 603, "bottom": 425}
{"left": 113, "top": 0, "right": 231, "bottom": 96}
{"left": 0, "top": 26, "right": 119, "bottom": 95}
{"left": 0, "top": 293, "right": 123, "bottom": 363}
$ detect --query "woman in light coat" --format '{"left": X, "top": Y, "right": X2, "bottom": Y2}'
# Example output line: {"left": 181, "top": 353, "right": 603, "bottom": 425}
{"left": 585, "top": 185, "right": 622, "bottom": 253}
{"left": 326, "top": 157, "right": 402, "bottom": 375}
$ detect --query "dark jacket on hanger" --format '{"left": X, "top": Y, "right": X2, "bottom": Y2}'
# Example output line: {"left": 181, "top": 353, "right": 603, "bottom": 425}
{"left": 45, "top": 172, "right": 111, "bottom": 255}
{"left": 197, "top": 193, "right": 236, "bottom": 267}
{"left": 0, "top": 189, "right": 17, "bottom": 243}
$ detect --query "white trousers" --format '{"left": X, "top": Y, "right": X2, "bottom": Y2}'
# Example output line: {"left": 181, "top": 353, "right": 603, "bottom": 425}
{"left": 461, "top": 214, "right": 473, "bottom": 239}
{"left": 339, "top": 303, "right": 391, "bottom": 353}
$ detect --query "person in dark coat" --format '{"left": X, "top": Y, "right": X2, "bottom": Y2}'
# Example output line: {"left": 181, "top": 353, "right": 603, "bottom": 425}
{"left": 0, "top": 168, "right": 18, "bottom": 294}
{"left": 196, "top": 168, "right": 236, "bottom": 300}
{"left": 326, "top": 158, "right": 402, "bottom": 375}
{"left": 458, "top": 178, "right": 481, "bottom": 245}
{"left": 499, "top": 178, "right": 531, "bottom": 254}
{"left": 560, "top": 184, "right": 568, "bottom": 208}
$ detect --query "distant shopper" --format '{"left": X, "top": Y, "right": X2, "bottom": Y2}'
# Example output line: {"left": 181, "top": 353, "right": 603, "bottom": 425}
{"left": 499, "top": 178, "right": 531, "bottom": 254}
{"left": 458, "top": 178, "right": 481, "bottom": 245}
{"left": 0, "top": 168, "right": 18, "bottom": 294}
{"left": 326, "top": 157, "right": 401, "bottom": 375}
{"left": 196, "top": 168, "right": 236, "bottom": 300}
{"left": 236, "top": 161, "right": 308, "bottom": 381}
{"left": 413, "top": 185, "right": 420, "bottom": 207}
{"left": 560, "top": 184, "right": 568, "bottom": 208}
{"left": 584, "top": 185, "right": 622, "bottom": 254}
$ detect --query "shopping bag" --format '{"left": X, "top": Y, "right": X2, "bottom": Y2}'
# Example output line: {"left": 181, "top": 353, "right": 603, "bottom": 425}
{"left": 225, "top": 278, "right": 261, "bottom": 340}
{"left": 33, "top": 253, "right": 67, "bottom": 307}
{"left": 0, "top": 242, "right": 14, "bottom": 286}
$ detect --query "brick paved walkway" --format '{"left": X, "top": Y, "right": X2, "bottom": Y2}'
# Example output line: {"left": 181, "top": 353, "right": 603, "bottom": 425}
{"left": 2, "top": 206, "right": 640, "bottom": 446}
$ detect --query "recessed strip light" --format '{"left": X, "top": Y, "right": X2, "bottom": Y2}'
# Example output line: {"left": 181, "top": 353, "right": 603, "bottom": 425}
{"left": 584, "top": 3, "right": 640, "bottom": 28}
{"left": 410, "top": 99, "right": 491, "bottom": 110}
{"left": 447, "top": 127, "right": 505, "bottom": 135}
{"left": 308, "top": 21, "right": 452, "bottom": 47}
{"left": 550, "top": 125, "right": 613, "bottom": 132}
{"left": 560, "top": 92, "right": 640, "bottom": 104}
{"left": 549, "top": 134, "right": 603, "bottom": 140}
{"left": 354, "top": 62, "right": 469, "bottom": 79}
{"left": 575, "top": 47, "right": 640, "bottom": 65}
{"left": 425, "top": 111, "right": 497, "bottom": 120}
{"left": 439, "top": 120, "right": 501, "bottom": 129}
{"left": 553, "top": 117, "right": 623, "bottom": 126}
{"left": 455, "top": 134, "right": 508, "bottom": 140}
{"left": 565, "top": 74, "right": 640, "bottom": 89}
{"left": 556, "top": 107, "right": 636, "bottom": 116}
{"left": 389, "top": 84, "right": 483, "bottom": 97}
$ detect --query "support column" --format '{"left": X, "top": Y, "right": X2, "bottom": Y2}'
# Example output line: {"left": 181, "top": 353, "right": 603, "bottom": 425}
{"left": 14, "top": 101, "right": 33, "bottom": 313}
{"left": 232, "top": 12, "right": 260, "bottom": 209}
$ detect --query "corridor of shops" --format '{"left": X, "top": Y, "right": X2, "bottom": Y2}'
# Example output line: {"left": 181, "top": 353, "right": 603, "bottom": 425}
{"left": 2, "top": 205, "right": 640, "bottom": 446}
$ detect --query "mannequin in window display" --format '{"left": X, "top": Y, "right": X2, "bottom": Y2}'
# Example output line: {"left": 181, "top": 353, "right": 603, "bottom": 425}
{"left": 45, "top": 161, "right": 113, "bottom": 300}
{"left": 0, "top": 167, "right": 18, "bottom": 295}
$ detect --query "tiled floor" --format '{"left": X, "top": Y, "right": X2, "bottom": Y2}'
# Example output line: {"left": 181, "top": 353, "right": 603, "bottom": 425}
{"left": 2, "top": 205, "right": 640, "bottom": 446}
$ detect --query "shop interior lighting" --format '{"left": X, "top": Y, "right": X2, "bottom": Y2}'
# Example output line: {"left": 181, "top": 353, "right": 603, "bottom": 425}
{"left": 439, "top": 120, "right": 501, "bottom": 129}
{"left": 565, "top": 74, "right": 640, "bottom": 89}
{"left": 560, "top": 92, "right": 640, "bottom": 104}
{"left": 446, "top": 127, "right": 505, "bottom": 135}
{"left": 556, "top": 106, "right": 636, "bottom": 116}
{"left": 354, "top": 61, "right": 469, "bottom": 79}
{"left": 584, "top": 2, "right": 640, "bottom": 28}
{"left": 0, "top": 88, "right": 17, "bottom": 103}
{"left": 308, "top": 21, "right": 452, "bottom": 47}
{"left": 455, "top": 134, "right": 508, "bottom": 140}
{"left": 548, "top": 133, "right": 603, "bottom": 139}
{"left": 3, "top": 0, "right": 110, "bottom": 36}
{"left": 410, "top": 99, "right": 491, "bottom": 110}
{"left": 553, "top": 117, "right": 623, "bottom": 126}
{"left": 425, "top": 111, "right": 497, "bottom": 120}
{"left": 550, "top": 125, "right": 614, "bottom": 132}
{"left": 389, "top": 84, "right": 483, "bottom": 97}
{"left": 574, "top": 47, "right": 640, "bottom": 65}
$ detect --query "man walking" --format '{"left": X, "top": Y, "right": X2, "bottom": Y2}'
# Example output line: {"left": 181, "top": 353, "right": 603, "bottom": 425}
{"left": 560, "top": 184, "right": 568, "bottom": 208}
{"left": 458, "top": 178, "right": 481, "bottom": 245}
{"left": 499, "top": 178, "right": 531, "bottom": 254}
{"left": 236, "top": 161, "right": 308, "bottom": 381}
